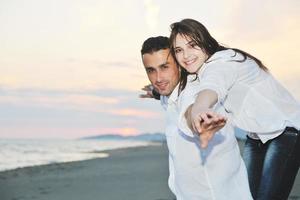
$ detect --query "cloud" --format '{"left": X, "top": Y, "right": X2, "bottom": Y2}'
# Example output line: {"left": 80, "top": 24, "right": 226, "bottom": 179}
{"left": 0, "top": 87, "right": 163, "bottom": 117}
{"left": 0, "top": 87, "right": 121, "bottom": 114}
{"left": 143, "top": 0, "right": 160, "bottom": 33}
{"left": 217, "top": 0, "right": 300, "bottom": 41}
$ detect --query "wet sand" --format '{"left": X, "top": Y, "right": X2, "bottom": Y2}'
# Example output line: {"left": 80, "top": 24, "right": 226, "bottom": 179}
{"left": 0, "top": 142, "right": 299, "bottom": 200}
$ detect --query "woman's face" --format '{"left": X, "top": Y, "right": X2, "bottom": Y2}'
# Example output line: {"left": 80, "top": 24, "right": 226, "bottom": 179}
{"left": 173, "top": 34, "right": 208, "bottom": 73}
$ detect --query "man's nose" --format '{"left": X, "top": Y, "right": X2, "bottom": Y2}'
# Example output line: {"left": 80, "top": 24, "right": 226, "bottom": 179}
{"left": 156, "top": 71, "right": 162, "bottom": 82}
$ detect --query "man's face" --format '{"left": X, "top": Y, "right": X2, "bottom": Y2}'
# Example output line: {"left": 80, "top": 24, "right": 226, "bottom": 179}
{"left": 142, "top": 49, "right": 180, "bottom": 96}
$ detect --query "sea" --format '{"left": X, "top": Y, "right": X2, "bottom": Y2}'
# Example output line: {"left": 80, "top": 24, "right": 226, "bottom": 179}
{"left": 0, "top": 138, "right": 152, "bottom": 172}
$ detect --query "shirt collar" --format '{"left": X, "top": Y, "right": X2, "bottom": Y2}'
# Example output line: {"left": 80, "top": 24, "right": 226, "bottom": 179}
{"left": 168, "top": 83, "right": 180, "bottom": 104}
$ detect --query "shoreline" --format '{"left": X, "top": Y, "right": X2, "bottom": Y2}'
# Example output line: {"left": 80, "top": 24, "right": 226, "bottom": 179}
{"left": 0, "top": 143, "right": 175, "bottom": 200}
{"left": 0, "top": 141, "right": 299, "bottom": 200}
{"left": 0, "top": 142, "right": 161, "bottom": 175}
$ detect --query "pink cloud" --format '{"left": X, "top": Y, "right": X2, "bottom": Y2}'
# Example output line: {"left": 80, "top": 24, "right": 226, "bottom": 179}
{"left": 0, "top": 95, "right": 119, "bottom": 106}
{"left": 0, "top": 127, "right": 141, "bottom": 139}
{"left": 108, "top": 108, "right": 159, "bottom": 118}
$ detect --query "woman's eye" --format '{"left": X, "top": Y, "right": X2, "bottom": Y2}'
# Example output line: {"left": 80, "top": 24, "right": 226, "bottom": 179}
{"left": 190, "top": 43, "right": 197, "bottom": 48}
{"left": 175, "top": 49, "right": 181, "bottom": 53}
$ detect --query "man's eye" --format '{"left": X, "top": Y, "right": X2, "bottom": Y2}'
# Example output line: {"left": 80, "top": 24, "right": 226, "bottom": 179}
{"left": 146, "top": 69, "right": 154, "bottom": 73}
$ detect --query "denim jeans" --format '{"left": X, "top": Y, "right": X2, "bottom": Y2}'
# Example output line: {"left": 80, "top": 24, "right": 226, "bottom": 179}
{"left": 243, "top": 127, "right": 300, "bottom": 200}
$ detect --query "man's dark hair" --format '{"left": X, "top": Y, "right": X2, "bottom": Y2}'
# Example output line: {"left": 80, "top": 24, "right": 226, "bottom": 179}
{"left": 141, "top": 36, "right": 170, "bottom": 55}
{"left": 141, "top": 36, "right": 171, "bottom": 100}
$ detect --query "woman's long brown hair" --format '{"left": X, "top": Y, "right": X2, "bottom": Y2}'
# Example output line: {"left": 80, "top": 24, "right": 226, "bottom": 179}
{"left": 169, "top": 18, "right": 268, "bottom": 92}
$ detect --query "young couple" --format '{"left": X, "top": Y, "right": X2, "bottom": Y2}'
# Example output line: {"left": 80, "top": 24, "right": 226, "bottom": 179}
{"left": 140, "top": 18, "right": 300, "bottom": 200}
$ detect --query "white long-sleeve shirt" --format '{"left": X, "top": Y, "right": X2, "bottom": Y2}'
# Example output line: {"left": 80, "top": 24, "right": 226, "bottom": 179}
{"left": 179, "top": 49, "right": 300, "bottom": 143}
{"left": 161, "top": 79, "right": 252, "bottom": 200}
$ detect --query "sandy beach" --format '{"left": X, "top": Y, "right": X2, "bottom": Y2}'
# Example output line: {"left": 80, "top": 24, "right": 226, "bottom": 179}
{"left": 0, "top": 142, "right": 299, "bottom": 200}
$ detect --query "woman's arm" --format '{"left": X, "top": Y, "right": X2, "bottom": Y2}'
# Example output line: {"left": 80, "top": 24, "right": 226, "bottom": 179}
{"left": 190, "top": 89, "right": 218, "bottom": 132}
{"left": 187, "top": 89, "right": 227, "bottom": 148}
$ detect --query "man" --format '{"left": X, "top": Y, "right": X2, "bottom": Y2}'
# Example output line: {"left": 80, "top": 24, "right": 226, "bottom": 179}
{"left": 141, "top": 36, "right": 179, "bottom": 196}
{"left": 140, "top": 36, "right": 252, "bottom": 200}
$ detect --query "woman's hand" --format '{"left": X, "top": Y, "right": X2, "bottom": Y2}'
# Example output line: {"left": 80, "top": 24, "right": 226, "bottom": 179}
{"left": 189, "top": 104, "right": 227, "bottom": 148}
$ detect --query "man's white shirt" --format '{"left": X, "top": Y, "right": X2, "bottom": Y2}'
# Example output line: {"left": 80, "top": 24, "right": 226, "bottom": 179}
{"left": 160, "top": 76, "right": 253, "bottom": 200}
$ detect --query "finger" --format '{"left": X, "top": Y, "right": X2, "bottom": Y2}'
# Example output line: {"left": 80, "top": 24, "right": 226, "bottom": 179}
{"left": 215, "top": 116, "right": 226, "bottom": 124}
{"left": 200, "top": 113, "right": 212, "bottom": 124}
{"left": 207, "top": 122, "right": 225, "bottom": 132}
{"left": 194, "top": 118, "right": 202, "bottom": 134}
{"left": 141, "top": 88, "right": 150, "bottom": 92}
{"left": 206, "top": 111, "right": 219, "bottom": 119}
{"left": 208, "top": 116, "right": 226, "bottom": 129}
{"left": 192, "top": 122, "right": 198, "bottom": 135}
{"left": 210, "top": 117, "right": 220, "bottom": 127}
{"left": 201, "top": 119, "right": 212, "bottom": 130}
{"left": 142, "top": 84, "right": 153, "bottom": 91}
{"left": 217, "top": 115, "right": 227, "bottom": 123}
{"left": 207, "top": 112, "right": 226, "bottom": 123}
{"left": 139, "top": 94, "right": 152, "bottom": 98}
{"left": 210, "top": 123, "right": 226, "bottom": 133}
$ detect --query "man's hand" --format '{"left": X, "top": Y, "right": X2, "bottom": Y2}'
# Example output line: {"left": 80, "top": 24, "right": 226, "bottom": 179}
{"left": 139, "top": 84, "right": 154, "bottom": 98}
{"left": 139, "top": 84, "right": 160, "bottom": 100}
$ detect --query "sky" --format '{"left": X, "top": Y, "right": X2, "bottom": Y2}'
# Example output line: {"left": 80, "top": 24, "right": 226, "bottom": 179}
{"left": 0, "top": 0, "right": 299, "bottom": 139}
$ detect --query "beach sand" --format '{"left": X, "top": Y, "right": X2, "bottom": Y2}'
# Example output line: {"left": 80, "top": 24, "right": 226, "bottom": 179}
{"left": 0, "top": 142, "right": 299, "bottom": 200}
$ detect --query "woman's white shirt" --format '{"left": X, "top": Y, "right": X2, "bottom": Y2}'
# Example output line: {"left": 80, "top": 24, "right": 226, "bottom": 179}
{"left": 183, "top": 49, "right": 300, "bottom": 143}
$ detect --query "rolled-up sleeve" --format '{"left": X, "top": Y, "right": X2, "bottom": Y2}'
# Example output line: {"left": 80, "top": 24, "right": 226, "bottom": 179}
{"left": 197, "top": 60, "right": 238, "bottom": 103}
{"left": 177, "top": 79, "right": 204, "bottom": 137}
{"left": 177, "top": 98, "right": 197, "bottom": 137}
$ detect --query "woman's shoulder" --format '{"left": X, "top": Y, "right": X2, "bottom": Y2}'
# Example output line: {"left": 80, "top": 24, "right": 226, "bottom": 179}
{"left": 207, "top": 49, "right": 244, "bottom": 63}
{"left": 199, "top": 50, "right": 239, "bottom": 75}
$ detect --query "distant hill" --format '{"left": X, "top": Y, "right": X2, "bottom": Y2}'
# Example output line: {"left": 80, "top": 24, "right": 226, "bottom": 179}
{"left": 82, "top": 133, "right": 166, "bottom": 142}
{"left": 82, "top": 129, "right": 246, "bottom": 142}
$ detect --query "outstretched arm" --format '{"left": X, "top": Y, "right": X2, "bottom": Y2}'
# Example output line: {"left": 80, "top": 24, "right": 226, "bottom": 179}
{"left": 187, "top": 89, "right": 227, "bottom": 148}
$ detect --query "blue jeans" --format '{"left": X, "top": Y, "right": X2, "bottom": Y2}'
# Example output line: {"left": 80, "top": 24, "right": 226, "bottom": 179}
{"left": 243, "top": 127, "right": 300, "bottom": 200}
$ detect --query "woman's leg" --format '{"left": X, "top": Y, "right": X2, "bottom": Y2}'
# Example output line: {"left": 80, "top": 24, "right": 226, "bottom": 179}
{"left": 243, "top": 136, "right": 267, "bottom": 199}
{"left": 257, "top": 128, "right": 300, "bottom": 200}
{"left": 279, "top": 129, "right": 300, "bottom": 199}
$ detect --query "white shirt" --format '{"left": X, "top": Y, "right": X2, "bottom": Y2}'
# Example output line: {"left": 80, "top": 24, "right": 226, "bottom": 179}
{"left": 190, "top": 49, "right": 300, "bottom": 143}
{"left": 161, "top": 79, "right": 252, "bottom": 200}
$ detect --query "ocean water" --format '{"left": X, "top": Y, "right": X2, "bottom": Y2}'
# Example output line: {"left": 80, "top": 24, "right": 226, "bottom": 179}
{"left": 0, "top": 138, "right": 152, "bottom": 172}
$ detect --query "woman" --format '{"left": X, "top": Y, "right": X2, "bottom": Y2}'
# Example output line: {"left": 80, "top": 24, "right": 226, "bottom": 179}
{"left": 169, "top": 18, "right": 300, "bottom": 199}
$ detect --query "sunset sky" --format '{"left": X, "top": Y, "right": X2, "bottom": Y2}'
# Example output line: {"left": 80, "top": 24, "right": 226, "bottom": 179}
{"left": 0, "top": 0, "right": 299, "bottom": 138}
